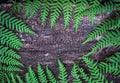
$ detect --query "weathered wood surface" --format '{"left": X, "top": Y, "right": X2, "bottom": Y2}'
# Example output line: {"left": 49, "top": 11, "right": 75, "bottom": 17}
{"left": 1, "top": 4, "right": 120, "bottom": 83}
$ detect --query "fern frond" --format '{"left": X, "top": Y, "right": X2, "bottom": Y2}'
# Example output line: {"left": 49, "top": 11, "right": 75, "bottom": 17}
{"left": 112, "top": 0, "right": 120, "bottom": 2}
{"left": 82, "top": 56, "right": 107, "bottom": 83}
{"left": 83, "top": 13, "right": 120, "bottom": 44}
{"left": 84, "top": 1, "right": 120, "bottom": 16}
{"left": 25, "top": 73, "right": 31, "bottom": 83}
{"left": 24, "top": 0, "right": 40, "bottom": 19}
{"left": 0, "top": 45, "right": 21, "bottom": 60}
{"left": 11, "top": 2, "right": 22, "bottom": 13}
{"left": 98, "top": 62, "right": 120, "bottom": 77}
{"left": 24, "top": 1, "right": 32, "bottom": 18}
{"left": 46, "top": 65, "right": 58, "bottom": 83}
{"left": 0, "top": 25, "right": 23, "bottom": 50}
{"left": 26, "top": 66, "right": 38, "bottom": 83}
{"left": 74, "top": 0, "right": 87, "bottom": 30}
{"left": 5, "top": 73, "right": 11, "bottom": 83}
{"left": 10, "top": 73, "right": 17, "bottom": 83}
{"left": 92, "top": 30, "right": 120, "bottom": 52}
{"left": 0, "top": 55, "right": 23, "bottom": 66}
{"left": 0, "top": 10, "right": 35, "bottom": 34}
{"left": 40, "top": 0, "right": 50, "bottom": 25}
{"left": 78, "top": 67, "right": 93, "bottom": 83}
{"left": 50, "top": 1, "right": 62, "bottom": 28}
{"left": 4, "top": 73, "right": 23, "bottom": 83}
{"left": 2, "top": 65, "right": 22, "bottom": 72}
{"left": 37, "top": 62, "right": 48, "bottom": 83}
{"left": 106, "top": 52, "right": 120, "bottom": 64}
{"left": 63, "top": 0, "right": 72, "bottom": 28}
{"left": 71, "top": 63, "right": 82, "bottom": 83}
{"left": 16, "top": 74, "right": 23, "bottom": 83}
{"left": 0, "top": 72, "right": 6, "bottom": 83}
{"left": 58, "top": 59, "right": 68, "bottom": 83}
{"left": 89, "top": 0, "right": 100, "bottom": 8}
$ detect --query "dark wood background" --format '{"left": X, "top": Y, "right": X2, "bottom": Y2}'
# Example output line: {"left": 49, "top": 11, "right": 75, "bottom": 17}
{"left": 1, "top": 4, "right": 120, "bottom": 83}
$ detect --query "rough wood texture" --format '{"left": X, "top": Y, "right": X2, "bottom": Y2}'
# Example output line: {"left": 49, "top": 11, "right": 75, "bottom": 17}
{"left": 1, "top": 4, "right": 120, "bottom": 83}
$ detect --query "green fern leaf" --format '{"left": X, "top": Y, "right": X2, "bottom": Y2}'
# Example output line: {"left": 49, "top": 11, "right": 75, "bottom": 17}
{"left": 37, "top": 62, "right": 48, "bottom": 83}
{"left": 88, "top": 0, "right": 100, "bottom": 24}
{"left": 29, "top": 0, "right": 40, "bottom": 18}
{"left": 89, "top": 0, "right": 100, "bottom": 8}
{"left": 0, "top": 46, "right": 21, "bottom": 60}
{"left": 84, "top": 1, "right": 120, "bottom": 15}
{"left": 0, "top": 10, "right": 35, "bottom": 34}
{"left": 92, "top": 30, "right": 120, "bottom": 52}
{"left": 0, "top": 25, "right": 23, "bottom": 50}
{"left": 106, "top": 52, "right": 120, "bottom": 63}
{"left": 78, "top": 67, "right": 93, "bottom": 83}
{"left": 40, "top": 0, "right": 50, "bottom": 25}
{"left": 27, "top": 66, "right": 38, "bottom": 83}
{"left": 10, "top": 73, "right": 17, "bottom": 83}
{"left": 63, "top": 0, "right": 72, "bottom": 28}
{"left": 74, "top": 0, "right": 87, "bottom": 30}
{"left": 25, "top": 73, "right": 31, "bottom": 83}
{"left": 83, "top": 14, "right": 120, "bottom": 44}
{"left": 11, "top": 3, "right": 22, "bottom": 13}
{"left": 0, "top": 72, "right": 6, "bottom": 83}
{"left": 2, "top": 65, "right": 22, "bottom": 72}
{"left": 50, "top": 0, "right": 62, "bottom": 28}
{"left": 5, "top": 73, "right": 11, "bottom": 83}
{"left": 71, "top": 63, "right": 82, "bottom": 83}
{"left": 24, "top": 1, "right": 32, "bottom": 18}
{"left": 82, "top": 56, "right": 107, "bottom": 83}
{"left": 98, "top": 62, "right": 120, "bottom": 77}
{"left": 83, "top": 1, "right": 120, "bottom": 25}
{"left": 58, "top": 59, "right": 68, "bottom": 83}
{"left": 24, "top": 0, "right": 40, "bottom": 19}
{"left": 46, "top": 65, "right": 58, "bottom": 83}
{"left": 0, "top": 55, "right": 23, "bottom": 66}
{"left": 16, "top": 74, "right": 23, "bottom": 83}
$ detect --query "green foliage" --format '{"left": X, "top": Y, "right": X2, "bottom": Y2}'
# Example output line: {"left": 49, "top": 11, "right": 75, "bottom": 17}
{"left": 98, "top": 52, "right": 120, "bottom": 77}
{"left": 0, "top": 10, "right": 34, "bottom": 83}
{"left": 46, "top": 66, "right": 58, "bottom": 83}
{"left": 24, "top": 0, "right": 40, "bottom": 19}
{"left": 0, "top": 72, "right": 23, "bottom": 83}
{"left": 83, "top": 9, "right": 120, "bottom": 57}
{"left": 92, "top": 30, "right": 120, "bottom": 52}
{"left": 1, "top": 0, "right": 120, "bottom": 83}
{"left": 1, "top": 56, "right": 119, "bottom": 83}
{"left": 14, "top": 57, "right": 119, "bottom": 83}
{"left": 10, "top": 0, "right": 120, "bottom": 30}
{"left": 37, "top": 62, "right": 48, "bottom": 83}
{"left": 83, "top": 13, "right": 120, "bottom": 44}
{"left": 25, "top": 60, "right": 68, "bottom": 83}
{"left": 63, "top": 0, "right": 72, "bottom": 28}
{"left": 106, "top": 52, "right": 120, "bottom": 64}
{"left": 40, "top": 0, "right": 50, "bottom": 25}
{"left": 78, "top": 67, "right": 93, "bottom": 83}
{"left": 50, "top": 0, "right": 62, "bottom": 28}
{"left": 73, "top": 0, "right": 88, "bottom": 30}
{"left": 71, "top": 63, "right": 82, "bottom": 83}
{"left": 0, "top": 11, "right": 35, "bottom": 34}
{"left": 26, "top": 66, "right": 38, "bottom": 83}
{"left": 82, "top": 56, "right": 107, "bottom": 83}
{"left": 0, "top": 26, "right": 23, "bottom": 50}
{"left": 11, "top": 3, "right": 22, "bottom": 13}
{"left": 58, "top": 59, "right": 68, "bottom": 83}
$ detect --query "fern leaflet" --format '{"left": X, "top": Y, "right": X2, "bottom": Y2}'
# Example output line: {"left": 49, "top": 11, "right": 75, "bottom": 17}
{"left": 50, "top": 0, "right": 62, "bottom": 28}
{"left": 38, "top": 62, "right": 48, "bottom": 83}
{"left": 63, "top": 0, "right": 72, "bottom": 28}
{"left": 58, "top": 59, "right": 68, "bottom": 83}
{"left": 46, "top": 65, "right": 58, "bottom": 83}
